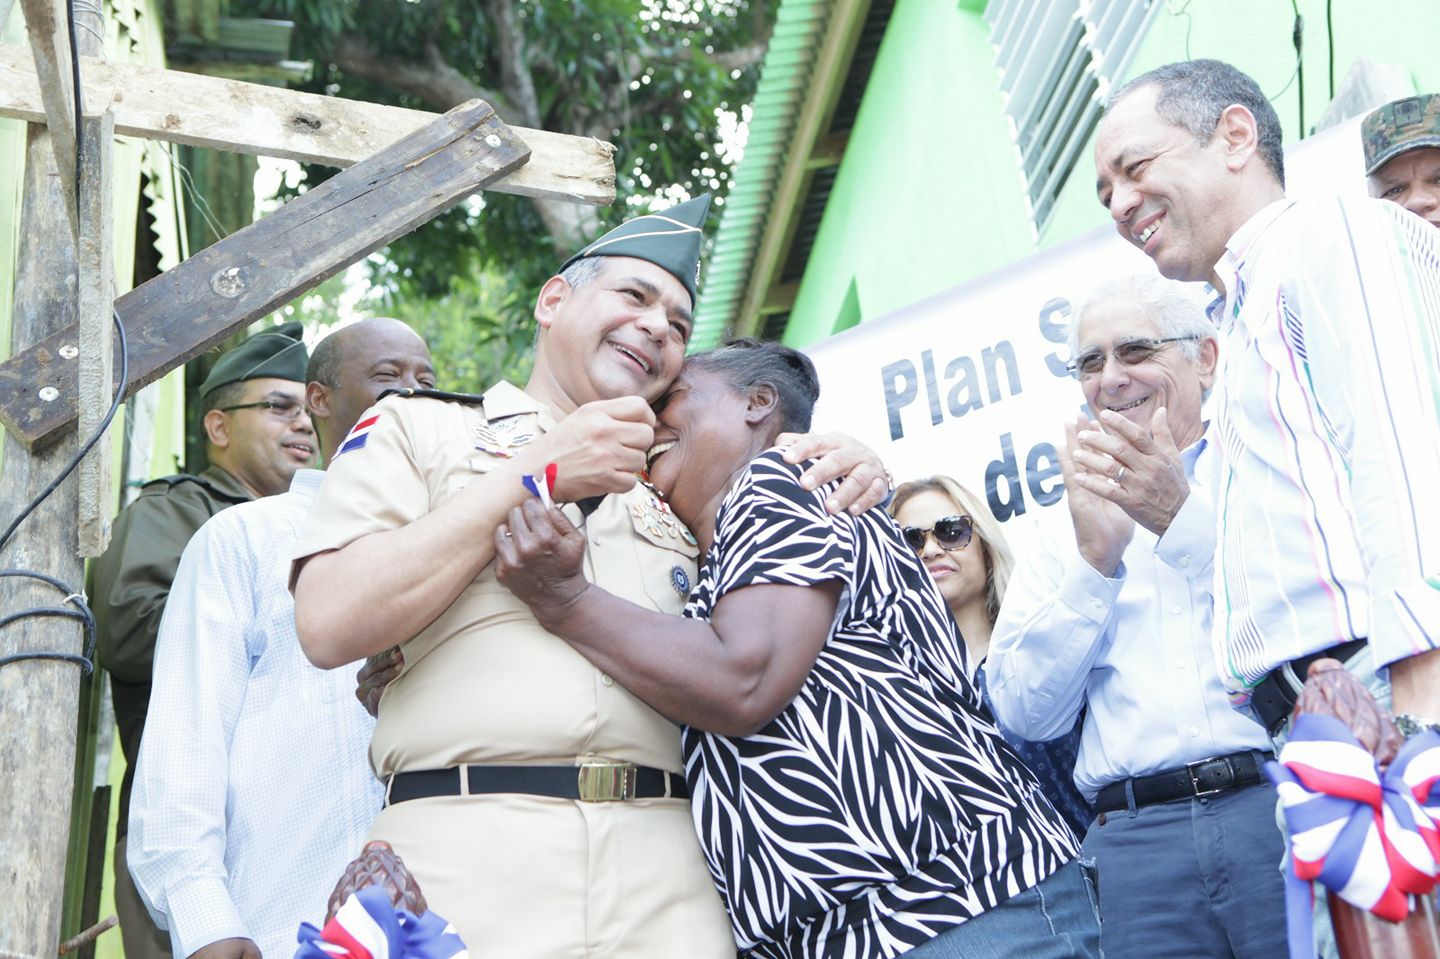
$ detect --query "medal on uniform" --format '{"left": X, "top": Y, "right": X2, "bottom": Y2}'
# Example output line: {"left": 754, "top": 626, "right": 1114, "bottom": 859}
{"left": 474, "top": 417, "right": 536, "bottom": 458}
{"left": 634, "top": 472, "right": 697, "bottom": 546}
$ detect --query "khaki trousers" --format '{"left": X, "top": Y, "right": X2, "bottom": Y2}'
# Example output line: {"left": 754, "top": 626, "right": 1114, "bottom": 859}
{"left": 370, "top": 792, "right": 734, "bottom": 958}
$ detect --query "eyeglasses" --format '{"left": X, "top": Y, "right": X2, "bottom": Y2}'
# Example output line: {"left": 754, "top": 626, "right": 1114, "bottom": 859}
{"left": 901, "top": 514, "right": 974, "bottom": 553}
{"left": 1066, "top": 336, "right": 1200, "bottom": 378}
{"left": 219, "top": 399, "right": 307, "bottom": 421}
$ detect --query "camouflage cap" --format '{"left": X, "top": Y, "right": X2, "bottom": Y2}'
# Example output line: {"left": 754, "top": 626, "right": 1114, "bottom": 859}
{"left": 557, "top": 193, "right": 712, "bottom": 307}
{"left": 198, "top": 321, "right": 309, "bottom": 399}
{"left": 1362, "top": 93, "right": 1440, "bottom": 175}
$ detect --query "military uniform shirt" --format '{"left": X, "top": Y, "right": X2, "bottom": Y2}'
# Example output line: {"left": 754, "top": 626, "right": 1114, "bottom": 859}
{"left": 291, "top": 381, "right": 734, "bottom": 958}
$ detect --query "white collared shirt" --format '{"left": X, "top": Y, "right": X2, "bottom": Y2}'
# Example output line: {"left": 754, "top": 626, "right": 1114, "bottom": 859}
{"left": 129, "top": 469, "right": 383, "bottom": 958}
{"left": 988, "top": 439, "right": 1270, "bottom": 800}
{"left": 1206, "top": 196, "right": 1440, "bottom": 696}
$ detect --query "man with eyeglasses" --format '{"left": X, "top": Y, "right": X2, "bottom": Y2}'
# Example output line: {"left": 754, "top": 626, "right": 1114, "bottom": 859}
{"left": 91, "top": 321, "right": 314, "bottom": 959}
{"left": 987, "top": 273, "right": 1285, "bottom": 959}
{"left": 126, "top": 318, "right": 435, "bottom": 959}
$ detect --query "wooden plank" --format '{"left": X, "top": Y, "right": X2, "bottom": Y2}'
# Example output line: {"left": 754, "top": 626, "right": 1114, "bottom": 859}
{"left": 0, "top": 98, "right": 531, "bottom": 450}
{"left": 76, "top": 108, "right": 114, "bottom": 557}
{"left": 18, "top": 0, "right": 79, "bottom": 232}
{"left": 0, "top": 46, "right": 616, "bottom": 205}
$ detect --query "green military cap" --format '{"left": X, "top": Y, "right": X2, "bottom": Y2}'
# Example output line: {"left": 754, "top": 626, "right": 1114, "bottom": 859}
{"left": 1362, "top": 93, "right": 1440, "bottom": 175}
{"left": 558, "top": 193, "right": 712, "bottom": 306}
{"left": 198, "top": 321, "right": 309, "bottom": 399}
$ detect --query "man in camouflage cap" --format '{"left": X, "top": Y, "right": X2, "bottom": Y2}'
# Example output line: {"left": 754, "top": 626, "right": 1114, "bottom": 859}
{"left": 92, "top": 321, "right": 315, "bottom": 959}
{"left": 1362, "top": 92, "right": 1440, "bottom": 230}
{"left": 291, "top": 195, "right": 889, "bottom": 957}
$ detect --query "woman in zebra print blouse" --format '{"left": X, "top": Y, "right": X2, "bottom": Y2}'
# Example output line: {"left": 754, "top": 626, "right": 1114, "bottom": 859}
{"left": 495, "top": 340, "right": 1100, "bottom": 959}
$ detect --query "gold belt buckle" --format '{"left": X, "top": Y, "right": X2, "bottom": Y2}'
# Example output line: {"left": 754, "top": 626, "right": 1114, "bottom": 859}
{"left": 577, "top": 762, "right": 637, "bottom": 801}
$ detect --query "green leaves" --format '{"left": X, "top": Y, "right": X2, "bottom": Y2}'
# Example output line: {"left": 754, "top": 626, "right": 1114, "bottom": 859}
{"left": 233, "top": 0, "right": 773, "bottom": 383}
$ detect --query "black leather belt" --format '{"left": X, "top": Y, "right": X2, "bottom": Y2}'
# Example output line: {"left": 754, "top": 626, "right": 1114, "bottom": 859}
{"left": 384, "top": 762, "right": 689, "bottom": 806}
{"left": 1095, "top": 750, "right": 1273, "bottom": 814}
{"left": 1249, "top": 638, "right": 1368, "bottom": 736}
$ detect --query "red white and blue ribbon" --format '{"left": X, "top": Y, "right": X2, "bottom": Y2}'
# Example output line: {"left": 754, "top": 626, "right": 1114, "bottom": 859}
{"left": 521, "top": 462, "right": 557, "bottom": 508}
{"left": 1265, "top": 713, "right": 1440, "bottom": 958}
{"left": 293, "top": 886, "right": 468, "bottom": 959}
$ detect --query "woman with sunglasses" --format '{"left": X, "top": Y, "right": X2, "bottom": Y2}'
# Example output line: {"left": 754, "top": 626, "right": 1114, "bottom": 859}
{"left": 495, "top": 341, "right": 1099, "bottom": 959}
{"left": 891, "top": 478, "right": 1093, "bottom": 837}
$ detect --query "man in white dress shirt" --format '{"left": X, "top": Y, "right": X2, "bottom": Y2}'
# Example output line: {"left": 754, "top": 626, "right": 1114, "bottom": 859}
{"left": 988, "top": 274, "right": 1285, "bottom": 958}
{"left": 128, "top": 318, "right": 435, "bottom": 959}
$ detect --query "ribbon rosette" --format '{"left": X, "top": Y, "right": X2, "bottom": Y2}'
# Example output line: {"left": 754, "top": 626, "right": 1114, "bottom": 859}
{"left": 521, "top": 462, "right": 558, "bottom": 508}
{"left": 1266, "top": 714, "right": 1440, "bottom": 956}
{"left": 295, "top": 885, "right": 469, "bottom": 959}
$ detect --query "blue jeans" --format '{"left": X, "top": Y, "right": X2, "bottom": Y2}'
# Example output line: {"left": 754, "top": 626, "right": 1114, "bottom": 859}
{"left": 1081, "top": 780, "right": 1287, "bottom": 958}
{"left": 903, "top": 859, "right": 1102, "bottom": 958}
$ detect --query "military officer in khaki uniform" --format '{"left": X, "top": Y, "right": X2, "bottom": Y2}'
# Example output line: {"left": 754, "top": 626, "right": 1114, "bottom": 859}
{"left": 293, "top": 196, "right": 888, "bottom": 957}
{"left": 91, "top": 322, "right": 314, "bottom": 959}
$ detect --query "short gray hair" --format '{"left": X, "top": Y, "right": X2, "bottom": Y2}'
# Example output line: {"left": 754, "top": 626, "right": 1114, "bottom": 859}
{"left": 558, "top": 255, "right": 607, "bottom": 290}
{"left": 1109, "top": 59, "right": 1285, "bottom": 189}
{"left": 1070, "top": 273, "right": 1216, "bottom": 362}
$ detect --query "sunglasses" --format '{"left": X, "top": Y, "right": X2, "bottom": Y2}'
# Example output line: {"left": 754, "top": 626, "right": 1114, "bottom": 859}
{"left": 901, "top": 514, "right": 974, "bottom": 553}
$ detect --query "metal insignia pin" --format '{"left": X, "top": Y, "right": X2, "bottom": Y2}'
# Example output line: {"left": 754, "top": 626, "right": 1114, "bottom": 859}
{"left": 474, "top": 417, "right": 536, "bottom": 458}
{"left": 670, "top": 566, "right": 690, "bottom": 596}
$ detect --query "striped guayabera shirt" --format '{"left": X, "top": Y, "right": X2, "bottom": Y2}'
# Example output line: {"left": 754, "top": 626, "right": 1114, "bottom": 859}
{"left": 1207, "top": 197, "right": 1440, "bottom": 698}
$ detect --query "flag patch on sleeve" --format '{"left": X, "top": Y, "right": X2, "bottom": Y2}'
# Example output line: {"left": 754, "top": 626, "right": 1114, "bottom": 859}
{"left": 337, "top": 414, "right": 380, "bottom": 457}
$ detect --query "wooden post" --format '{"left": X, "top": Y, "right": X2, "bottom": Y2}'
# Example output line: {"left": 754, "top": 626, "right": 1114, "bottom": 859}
{"left": 76, "top": 107, "right": 115, "bottom": 558}
{"left": 17, "top": 0, "right": 79, "bottom": 233}
{"left": 0, "top": 98, "right": 531, "bottom": 450}
{"left": 0, "top": 1, "right": 100, "bottom": 953}
{"left": 0, "top": 75, "right": 88, "bottom": 959}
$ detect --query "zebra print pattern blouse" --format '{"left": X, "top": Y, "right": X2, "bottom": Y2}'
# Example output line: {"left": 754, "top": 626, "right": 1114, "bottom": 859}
{"left": 681, "top": 451, "right": 1078, "bottom": 958}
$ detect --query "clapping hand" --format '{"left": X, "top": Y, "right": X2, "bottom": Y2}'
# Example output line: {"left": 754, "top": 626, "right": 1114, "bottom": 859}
{"left": 1059, "top": 414, "right": 1135, "bottom": 577}
{"left": 1068, "top": 405, "right": 1190, "bottom": 537}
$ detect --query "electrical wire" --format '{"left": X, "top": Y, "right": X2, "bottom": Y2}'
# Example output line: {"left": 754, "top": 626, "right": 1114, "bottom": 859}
{"left": 0, "top": 309, "right": 130, "bottom": 554}
{"left": 1291, "top": 0, "right": 1305, "bottom": 135}
{"left": 1326, "top": 0, "right": 1336, "bottom": 101}
{"left": 0, "top": 0, "right": 130, "bottom": 678}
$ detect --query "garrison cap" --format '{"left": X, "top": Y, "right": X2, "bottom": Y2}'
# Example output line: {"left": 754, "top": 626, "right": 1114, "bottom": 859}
{"left": 558, "top": 193, "right": 712, "bottom": 306}
{"left": 1362, "top": 93, "right": 1440, "bottom": 175}
{"left": 198, "top": 321, "right": 309, "bottom": 399}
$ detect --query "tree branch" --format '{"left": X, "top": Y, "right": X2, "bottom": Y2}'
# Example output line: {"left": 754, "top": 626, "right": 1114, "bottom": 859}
{"left": 330, "top": 32, "right": 511, "bottom": 116}
{"left": 481, "top": 0, "right": 542, "bottom": 129}
{"left": 481, "top": 0, "right": 594, "bottom": 253}
{"left": 710, "top": 42, "right": 768, "bottom": 73}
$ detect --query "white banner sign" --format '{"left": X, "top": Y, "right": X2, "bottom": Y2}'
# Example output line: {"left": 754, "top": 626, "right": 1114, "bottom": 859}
{"left": 806, "top": 118, "right": 1369, "bottom": 546}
